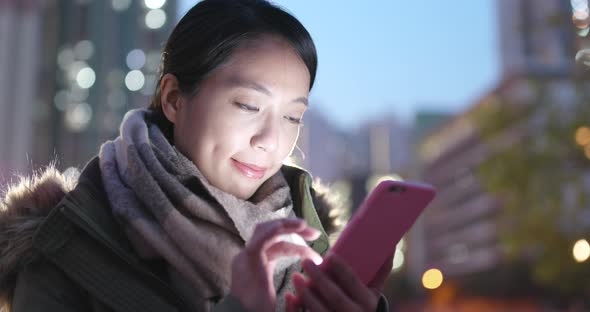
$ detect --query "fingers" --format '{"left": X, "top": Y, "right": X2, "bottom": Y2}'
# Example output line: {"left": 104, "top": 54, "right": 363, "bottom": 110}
{"left": 230, "top": 218, "right": 322, "bottom": 312}
{"left": 266, "top": 241, "right": 323, "bottom": 265}
{"left": 292, "top": 273, "right": 330, "bottom": 312}
{"left": 247, "top": 219, "right": 320, "bottom": 254}
{"left": 291, "top": 256, "right": 381, "bottom": 311}
{"left": 301, "top": 259, "right": 359, "bottom": 311}
{"left": 285, "top": 292, "right": 301, "bottom": 312}
{"left": 322, "top": 254, "right": 376, "bottom": 308}
{"left": 294, "top": 226, "right": 323, "bottom": 241}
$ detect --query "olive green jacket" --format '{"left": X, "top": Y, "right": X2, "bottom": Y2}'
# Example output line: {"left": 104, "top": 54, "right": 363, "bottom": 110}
{"left": 1, "top": 157, "right": 332, "bottom": 312}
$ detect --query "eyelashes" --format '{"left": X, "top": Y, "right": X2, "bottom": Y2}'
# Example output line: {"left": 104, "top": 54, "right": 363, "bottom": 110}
{"left": 284, "top": 116, "right": 303, "bottom": 125}
{"left": 236, "top": 102, "right": 259, "bottom": 112}
{"left": 234, "top": 102, "right": 303, "bottom": 125}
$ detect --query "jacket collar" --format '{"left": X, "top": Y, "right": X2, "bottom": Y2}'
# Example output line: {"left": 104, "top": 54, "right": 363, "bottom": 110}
{"left": 280, "top": 164, "right": 330, "bottom": 255}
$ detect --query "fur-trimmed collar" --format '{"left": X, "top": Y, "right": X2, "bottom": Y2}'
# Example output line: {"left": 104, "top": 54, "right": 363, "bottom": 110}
{"left": 0, "top": 166, "right": 78, "bottom": 308}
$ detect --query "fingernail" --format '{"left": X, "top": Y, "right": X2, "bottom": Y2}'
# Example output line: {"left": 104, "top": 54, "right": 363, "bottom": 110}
{"left": 312, "top": 254, "right": 323, "bottom": 266}
{"left": 307, "top": 227, "right": 321, "bottom": 237}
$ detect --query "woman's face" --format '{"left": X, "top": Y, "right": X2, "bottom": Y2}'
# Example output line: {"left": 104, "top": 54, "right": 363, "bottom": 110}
{"left": 172, "top": 36, "right": 310, "bottom": 200}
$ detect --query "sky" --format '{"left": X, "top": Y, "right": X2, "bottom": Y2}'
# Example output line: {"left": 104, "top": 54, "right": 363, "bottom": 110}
{"left": 178, "top": 1, "right": 500, "bottom": 130}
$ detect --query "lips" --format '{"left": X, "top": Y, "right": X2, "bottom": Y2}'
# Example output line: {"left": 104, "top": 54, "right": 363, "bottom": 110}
{"left": 231, "top": 159, "right": 267, "bottom": 179}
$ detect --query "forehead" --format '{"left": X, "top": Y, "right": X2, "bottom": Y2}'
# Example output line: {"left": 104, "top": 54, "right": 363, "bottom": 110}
{"left": 212, "top": 36, "right": 311, "bottom": 92}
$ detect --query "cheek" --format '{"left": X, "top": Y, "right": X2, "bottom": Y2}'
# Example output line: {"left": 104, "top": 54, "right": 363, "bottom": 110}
{"left": 175, "top": 108, "right": 224, "bottom": 167}
{"left": 279, "top": 125, "right": 300, "bottom": 157}
{"left": 203, "top": 118, "right": 252, "bottom": 163}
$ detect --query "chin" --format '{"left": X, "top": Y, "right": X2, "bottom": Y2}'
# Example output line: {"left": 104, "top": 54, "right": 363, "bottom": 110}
{"left": 223, "top": 182, "right": 255, "bottom": 200}
{"left": 234, "top": 189, "right": 255, "bottom": 200}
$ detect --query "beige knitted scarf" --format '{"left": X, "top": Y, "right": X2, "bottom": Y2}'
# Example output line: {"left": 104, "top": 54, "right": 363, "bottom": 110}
{"left": 98, "top": 109, "right": 301, "bottom": 311}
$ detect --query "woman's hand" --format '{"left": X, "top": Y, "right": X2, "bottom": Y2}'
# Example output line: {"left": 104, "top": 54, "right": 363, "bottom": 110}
{"left": 286, "top": 253, "right": 394, "bottom": 312}
{"left": 229, "top": 218, "right": 323, "bottom": 312}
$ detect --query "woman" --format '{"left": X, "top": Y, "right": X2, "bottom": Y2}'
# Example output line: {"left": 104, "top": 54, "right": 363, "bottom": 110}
{"left": 0, "top": 0, "right": 392, "bottom": 311}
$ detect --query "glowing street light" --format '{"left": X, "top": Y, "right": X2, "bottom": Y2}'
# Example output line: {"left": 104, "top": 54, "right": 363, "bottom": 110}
{"left": 76, "top": 67, "right": 96, "bottom": 89}
{"left": 575, "top": 126, "right": 590, "bottom": 146}
{"left": 125, "top": 70, "right": 145, "bottom": 91}
{"left": 145, "top": 9, "right": 166, "bottom": 29}
{"left": 573, "top": 239, "right": 590, "bottom": 263}
{"left": 144, "top": 0, "right": 166, "bottom": 9}
{"left": 391, "top": 249, "right": 405, "bottom": 272}
{"left": 422, "top": 268, "right": 443, "bottom": 290}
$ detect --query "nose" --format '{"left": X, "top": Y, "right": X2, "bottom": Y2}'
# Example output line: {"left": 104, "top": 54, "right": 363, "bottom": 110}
{"left": 251, "top": 116, "right": 279, "bottom": 153}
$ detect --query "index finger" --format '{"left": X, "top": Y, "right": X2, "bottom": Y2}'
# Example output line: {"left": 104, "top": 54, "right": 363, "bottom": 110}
{"left": 247, "top": 219, "right": 319, "bottom": 254}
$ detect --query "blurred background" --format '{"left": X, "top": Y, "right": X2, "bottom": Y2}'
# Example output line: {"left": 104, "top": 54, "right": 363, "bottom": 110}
{"left": 1, "top": 0, "right": 590, "bottom": 310}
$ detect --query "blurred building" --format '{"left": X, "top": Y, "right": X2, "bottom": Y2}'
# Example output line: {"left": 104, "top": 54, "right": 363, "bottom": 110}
{"left": 417, "top": 81, "right": 515, "bottom": 278}
{"left": 297, "top": 109, "right": 412, "bottom": 214}
{"left": 404, "top": 110, "right": 452, "bottom": 286}
{"left": 0, "top": 0, "right": 177, "bottom": 184}
{"left": 414, "top": 0, "right": 584, "bottom": 295}
{"left": 0, "top": 0, "right": 46, "bottom": 181}
{"left": 44, "top": 0, "right": 177, "bottom": 167}
{"left": 498, "top": 0, "right": 575, "bottom": 78}
{"left": 296, "top": 110, "right": 352, "bottom": 183}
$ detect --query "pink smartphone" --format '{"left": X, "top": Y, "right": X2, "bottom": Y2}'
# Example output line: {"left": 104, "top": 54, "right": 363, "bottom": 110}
{"left": 327, "top": 180, "right": 436, "bottom": 285}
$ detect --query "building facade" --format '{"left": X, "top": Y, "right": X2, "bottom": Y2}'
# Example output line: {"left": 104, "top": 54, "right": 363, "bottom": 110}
{"left": 0, "top": 0, "right": 177, "bottom": 186}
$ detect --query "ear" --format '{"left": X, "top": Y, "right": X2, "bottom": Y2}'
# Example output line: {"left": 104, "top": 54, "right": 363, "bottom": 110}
{"left": 160, "top": 73, "right": 184, "bottom": 124}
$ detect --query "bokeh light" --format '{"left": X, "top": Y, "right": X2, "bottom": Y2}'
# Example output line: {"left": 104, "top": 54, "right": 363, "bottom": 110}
{"left": 68, "top": 61, "right": 88, "bottom": 82}
{"left": 57, "top": 47, "right": 75, "bottom": 70}
{"left": 145, "top": 9, "right": 166, "bottom": 29}
{"left": 391, "top": 238, "right": 406, "bottom": 272}
{"left": 365, "top": 173, "right": 404, "bottom": 192}
{"left": 585, "top": 145, "right": 590, "bottom": 160}
{"left": 392, "top": 249, "right": 405, "bottom": 272}
{"left": 126, "top": 49, "right": 146, "bottom": 70}
{"left": 576, "top": 126, "right": 590, "bottom": 146}
{"left": 422, "top": 268, "right": 444, "bottom": 290}
{"left": 144, "top": 0, "right": 166, "bottom": 10}
{"left": 125, "top": 70, "right": 145, "bottom": 91}
{"left": 76, "top": 67, "right": 96, "bottom": 89}
{"left": 74, "top": 40, "right": 94, "bottom": 61}
{"left": 397, "top": 237, "right": 405, "bottom": 251}
{"left": 65, "top": 103, "right": 93, "bottom": 132}
{"left": 573, "top": 239, "right": 590, "bottom": 262}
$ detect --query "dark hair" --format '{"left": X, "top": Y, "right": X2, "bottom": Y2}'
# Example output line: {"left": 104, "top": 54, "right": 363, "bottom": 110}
{"left": 149, "top": 0, "right": 317, "bottom": 116}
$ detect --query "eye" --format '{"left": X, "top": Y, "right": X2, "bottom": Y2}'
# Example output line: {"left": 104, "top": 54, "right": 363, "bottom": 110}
{"left": 284, "top": 115, "right": 303, "bottom": 125}
{"left": 235, "top": 102, "right": 259, "bottom": 112}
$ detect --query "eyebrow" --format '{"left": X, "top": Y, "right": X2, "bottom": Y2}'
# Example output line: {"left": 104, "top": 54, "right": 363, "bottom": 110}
{"left": 226, "top": 76, "right": 308, "bottom": 106}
